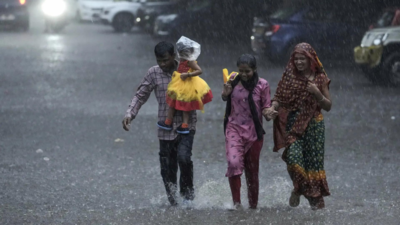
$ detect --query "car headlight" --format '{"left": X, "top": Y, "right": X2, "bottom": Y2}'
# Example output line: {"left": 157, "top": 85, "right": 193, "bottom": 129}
{"left": 42, "top": 0, "right": 66, "bottom": 17}
{"left": 373, "top": 33, "right": 388, "bottom": 46}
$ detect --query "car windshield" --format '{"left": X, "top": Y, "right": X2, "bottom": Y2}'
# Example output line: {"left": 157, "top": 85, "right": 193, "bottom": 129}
{"left": 375, "top": 10, "right": 397, "bottom": 28}
{"left": 186, "top": 0, "right": 212, "bottom": 12}
{"left": 270, "top": 7, "right": 299, "bottom": 20}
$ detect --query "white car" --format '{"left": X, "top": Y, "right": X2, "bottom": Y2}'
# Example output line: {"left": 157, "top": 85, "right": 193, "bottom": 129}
{"left": 354, "top": 26, "right": 400, "bottom": 85}
{"left": 76, "top": 0, "right": 115, "bottom": 22}
{"left": 99, "top": 0, "right": 141, "bottom": 32}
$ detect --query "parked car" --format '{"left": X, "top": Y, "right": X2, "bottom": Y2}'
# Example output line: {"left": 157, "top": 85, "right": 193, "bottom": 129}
{"left": 250, "top": 4, "right": 371, "bottom": 62}
{"left": 100, "top": 0, "right": 142, "bottom": 32}
{"left": 100, "top": 0, "right": 173, "bottom": 32}
{"left": 369, "top": 8, "right": 400, "bottom": 30}
{"left": 76, "top": 0, "right": 115, "bottom": 22}
{"left": 354, "top": 26, "right": 400, "bottom": 85}
{"left": 0, "top": 0, "right": 29, "bottom": 31}
{"left": 153, "top": 0, "right": 265, "bottom": 42}
{"left": 135, "top": 0, "right": 179, "bottom": 32}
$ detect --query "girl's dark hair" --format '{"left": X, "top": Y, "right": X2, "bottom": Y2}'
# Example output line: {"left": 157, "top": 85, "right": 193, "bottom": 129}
{"left": 236, "top": 53, "right": 257, "bottom": 70}
{"left": 224, "top": 54, "right": 265, "bottom": 140}
{"left": 154, "top": 41, "right": 175, "bottom": 58}
{"left": 176, "top": 42, "right": 194, "bottom": 58}
{"left": 178, "top": 47, "right": 194, "bottom": 54}
{"left": 176, "top": 42, "right": 193, "bottom": 52}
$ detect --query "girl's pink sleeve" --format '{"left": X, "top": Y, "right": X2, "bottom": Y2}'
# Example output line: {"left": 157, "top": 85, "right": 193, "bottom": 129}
{"left": 261, "top": 81, "right": 272, "bottom": 109}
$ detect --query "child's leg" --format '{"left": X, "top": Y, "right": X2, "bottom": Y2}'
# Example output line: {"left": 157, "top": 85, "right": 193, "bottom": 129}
{"left": 165, "top": 107, "right": 176, "bottom": 125}
{"left": 181, "top": 111, "right": 190, "bottom": 128}
{"left": 176, "top": 111, "right": 190, "bottom": 134}
{"left": 157, "top": 106, "right": 175, "bottom": 130}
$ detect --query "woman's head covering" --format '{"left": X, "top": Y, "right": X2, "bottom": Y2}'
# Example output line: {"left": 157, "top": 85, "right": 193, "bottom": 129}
{"left": 289, "top": 42, "right": 326, "bottom": 75}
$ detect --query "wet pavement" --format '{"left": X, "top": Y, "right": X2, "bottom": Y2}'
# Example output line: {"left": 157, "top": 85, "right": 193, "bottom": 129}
{"left": 1, "top": 5, "right": 400, "bottom": 225}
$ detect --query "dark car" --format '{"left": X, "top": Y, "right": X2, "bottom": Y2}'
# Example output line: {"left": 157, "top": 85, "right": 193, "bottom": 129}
{"left": 369, "top": 8, "right": 400, "bottom": 30}
{"left": 153, "top": 0, "right": 269, "bottom": 43}
{"left": 0, "top": 0, "right": 29, "bottom": 31}
{"left": 135, "top": 0, "right": 180, "bottom": 32}
{"left": 251, "top": 3, "right": 374, "bottom": 62}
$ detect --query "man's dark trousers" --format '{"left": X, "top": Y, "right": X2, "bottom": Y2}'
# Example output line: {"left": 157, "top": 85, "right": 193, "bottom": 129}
{"left": 159, "top": 131, "right": 195, "bottom": 205}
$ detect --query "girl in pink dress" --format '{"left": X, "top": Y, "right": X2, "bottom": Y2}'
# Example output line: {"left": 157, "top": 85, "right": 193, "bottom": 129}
{"left": 221, "top": 54, "right": 272, "bottom": 209}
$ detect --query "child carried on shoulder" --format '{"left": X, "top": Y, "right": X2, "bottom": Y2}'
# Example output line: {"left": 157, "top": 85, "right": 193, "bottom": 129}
{"left": 157, "top": 36, "right": 213, "bottom": 134}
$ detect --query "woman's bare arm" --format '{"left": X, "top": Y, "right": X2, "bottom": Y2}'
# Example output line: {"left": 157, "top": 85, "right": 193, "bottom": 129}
{"left": 316, "top": 83, "right": 332, "bottom": 112}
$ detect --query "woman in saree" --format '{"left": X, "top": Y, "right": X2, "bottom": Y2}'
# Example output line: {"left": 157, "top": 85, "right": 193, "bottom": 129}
{"left": 264, "top": 43, "right": 332, "bottom": 210}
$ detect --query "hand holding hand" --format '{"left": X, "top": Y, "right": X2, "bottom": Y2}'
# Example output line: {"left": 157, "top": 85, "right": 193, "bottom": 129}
{"left": 262, "top": 107, "right": 278, "bottom": 121}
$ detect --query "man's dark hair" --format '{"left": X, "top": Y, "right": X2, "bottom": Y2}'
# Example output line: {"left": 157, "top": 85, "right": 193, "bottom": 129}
{"left": 154, "top": 41, "right": 175, "bottom": 58}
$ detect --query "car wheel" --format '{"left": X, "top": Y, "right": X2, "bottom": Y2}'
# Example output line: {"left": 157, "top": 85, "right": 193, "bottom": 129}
{"left": 112, "top": 12, "right": 134, "bottom": 33}
{"left": 383, "top": 52, "right": 400, "bottom": 86}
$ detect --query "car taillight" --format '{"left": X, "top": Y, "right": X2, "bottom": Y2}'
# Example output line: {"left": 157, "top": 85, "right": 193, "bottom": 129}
{"left": 271, "top": 25, "right": 280, "bottom": 33}
{"left": 265, "top": 25, "right": 280, "bottom": 36}
{"left": 19, "top": 0, "right": 26, "bottom": 5}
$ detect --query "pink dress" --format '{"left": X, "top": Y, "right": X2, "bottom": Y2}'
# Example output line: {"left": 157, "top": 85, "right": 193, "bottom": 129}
{"left": 225, "top": 78, "right": 271, "bottom": 177}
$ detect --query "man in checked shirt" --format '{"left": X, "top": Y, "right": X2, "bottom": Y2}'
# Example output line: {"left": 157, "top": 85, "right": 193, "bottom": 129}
{"left": 122, "top": 41, "right": 197, "bottom": 206}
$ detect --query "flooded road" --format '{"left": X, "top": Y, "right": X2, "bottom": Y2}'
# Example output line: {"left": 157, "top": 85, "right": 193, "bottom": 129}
{"left": 0, "top": 5, "right": 399, "bottom": 225}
